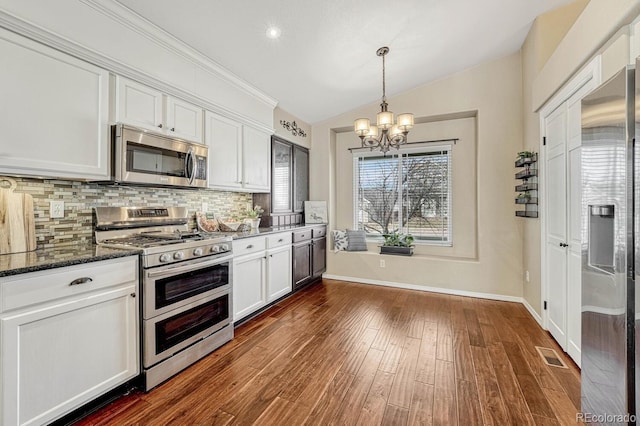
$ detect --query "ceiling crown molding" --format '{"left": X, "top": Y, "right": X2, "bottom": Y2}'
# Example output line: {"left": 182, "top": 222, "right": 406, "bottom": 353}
{"left": 80, "top": 0, "right": 277, "bottom": 109}
{"left": 0, "top": 3, "right": 275, "bottom": 133}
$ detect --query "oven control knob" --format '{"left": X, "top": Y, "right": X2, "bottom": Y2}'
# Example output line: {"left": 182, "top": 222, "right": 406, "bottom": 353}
{"left": 173, "top": 251, "right": 185, "bottom": 260}
{"left": 221, "top": 244, "right": 230, "bottom": 252}
{"left": 159, "top": 253, "right": 171, "bottom": 263}
{"left": 211, "top": 245, "right": 221, "bottom": 253}
{"left": 193, "top": 248, "right": 203, "bottom": 256}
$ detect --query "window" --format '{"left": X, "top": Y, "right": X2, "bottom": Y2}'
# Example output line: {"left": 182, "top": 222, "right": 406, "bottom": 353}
{"left": 353, "top": 146, "right": 452, "bottom": 245}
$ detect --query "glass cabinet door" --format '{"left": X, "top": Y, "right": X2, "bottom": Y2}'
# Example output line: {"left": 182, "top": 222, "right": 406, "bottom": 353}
{"left": 293, "top": 146, "right": 309, "bottom": 212}
{"left": 272, "top": 140, "right": 293, "bottom": 212}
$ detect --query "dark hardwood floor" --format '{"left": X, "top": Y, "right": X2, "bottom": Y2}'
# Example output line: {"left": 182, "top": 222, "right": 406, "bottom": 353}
{"left": 77, "top": 279, "right": 580, "bottom": 425}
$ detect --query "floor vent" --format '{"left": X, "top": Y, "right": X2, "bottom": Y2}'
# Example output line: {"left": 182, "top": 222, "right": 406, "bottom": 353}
{"left": 536, "top": 346, "right": 568, "bottom": 368}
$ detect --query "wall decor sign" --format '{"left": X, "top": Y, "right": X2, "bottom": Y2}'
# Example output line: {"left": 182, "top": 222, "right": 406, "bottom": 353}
{"left": 280, "top": 120, "right": 307, "bottom": 138}
{"left": 304, "top": 201, "right": 327, "bottom": 224}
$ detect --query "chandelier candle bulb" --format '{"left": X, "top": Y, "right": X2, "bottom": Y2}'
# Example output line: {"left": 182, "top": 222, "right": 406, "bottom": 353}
{"left": 377, "top": 110, "right": 394, "bottom": 129}
{"left": 354, "top": 118, "right": 371, "bottom": 136}
{"left": 397, "top": 113, "right": 414, "bottom": 131}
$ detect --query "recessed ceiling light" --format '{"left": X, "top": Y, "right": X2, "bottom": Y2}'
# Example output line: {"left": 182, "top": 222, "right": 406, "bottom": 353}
{"left": 266, "top": 26, "right": 281, "bottom": 39}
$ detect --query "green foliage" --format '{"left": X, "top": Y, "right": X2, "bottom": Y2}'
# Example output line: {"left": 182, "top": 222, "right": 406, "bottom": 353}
{"left": 243, "top": 205, "right": 264, "bottom": 219}
{"left": 516, "top": 151, "right": 534, "bottom": 159}
{"left": 382, "top": 232, "right": 414, "bottom": 247}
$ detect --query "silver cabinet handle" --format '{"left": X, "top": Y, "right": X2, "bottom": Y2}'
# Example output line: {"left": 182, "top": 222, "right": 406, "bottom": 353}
{"left": 170, "top": 127, "right": 175, "bottom": 132}
{"left": 278, "top": 239, "right": 284, "bottom": 242}
{"left": 247, "top": 244, "right": 253, "bottom": 249}
{"left": 69, "top": 277, "right": 92, "bottom": 286}
{"left": 130, "top": 293, "right": 136, "bottom": 298}
{"left": 158, "top": 124, "right": 163, "bottom": 128}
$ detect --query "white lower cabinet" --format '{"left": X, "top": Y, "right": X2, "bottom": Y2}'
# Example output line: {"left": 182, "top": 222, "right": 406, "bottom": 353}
{"left": 267, "top": 244, "right": 292, "bottom": 303}
{"left": 0, "top": 257, "right": 139, "bottom": 426}
{"left": 233, "top": 232, "right": 292, "bottom": 322}
{"left": 233, "top": 250, "right": 267, "bottom": 322}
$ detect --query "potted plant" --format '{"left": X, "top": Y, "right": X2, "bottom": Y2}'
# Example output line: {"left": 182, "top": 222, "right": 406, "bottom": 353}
{"left": 517, "top": 150, "right": 534, "bottom": 161}
{"left": 243, "top": 205, "right": 264, "bottom": 229}
{"left": 380, "top": 232, "right": 414, "bottom": 256}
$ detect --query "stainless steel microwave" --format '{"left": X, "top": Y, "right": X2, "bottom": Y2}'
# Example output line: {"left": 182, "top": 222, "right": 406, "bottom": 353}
{"left": 112, "top": 124, "right": 208, "bottom": 188}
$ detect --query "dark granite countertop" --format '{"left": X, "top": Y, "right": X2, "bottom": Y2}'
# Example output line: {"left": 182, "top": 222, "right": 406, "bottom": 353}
{"left": 224, "top": 223, "right": 327, "bottom": 240}
{"left": 0, "top": 244, "right": 141, "bottom": 277}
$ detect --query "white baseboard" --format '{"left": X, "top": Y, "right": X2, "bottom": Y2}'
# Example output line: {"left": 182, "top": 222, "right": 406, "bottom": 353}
{"left": 521, "top": 298, "right": 543, "bottom": 326}
{"left": 322, "top": 274, "right": 522, "bottom": 303}
{"left": 322, "top": 274, "right": 544, "bottom": 325}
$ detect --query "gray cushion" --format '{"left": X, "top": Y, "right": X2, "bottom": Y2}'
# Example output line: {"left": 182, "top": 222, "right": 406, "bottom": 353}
{"left": 346, "top": 230, "right": 368, "bottom": 251}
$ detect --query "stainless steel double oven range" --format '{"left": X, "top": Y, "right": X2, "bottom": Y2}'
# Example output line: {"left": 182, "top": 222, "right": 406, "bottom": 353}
{"left": 95, "top": 207, "right": 233, "bottom": 391}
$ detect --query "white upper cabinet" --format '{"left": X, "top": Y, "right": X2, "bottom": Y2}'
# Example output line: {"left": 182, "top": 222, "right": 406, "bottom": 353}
{"left": 205, "top": 111, "right": 243, "bottom": 190}
{"left": 115, "top": 77, "right": 163, "bottom": 132}
{"left": 166, "top": 97, "right": 203, "bottom": 143}
{"left": 0, "top": 28, "right": 110, "bottom": 180}
{"left": 115, "top": 76, "right": 203, "bottom": 143}
{"left": 205, "top": 111, "right": 271, "bottom": 193}
{"left": 242, "top": 125, "right": 271, "bottom": 192}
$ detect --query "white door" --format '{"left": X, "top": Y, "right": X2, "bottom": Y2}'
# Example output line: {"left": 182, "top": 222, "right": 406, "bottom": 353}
{"left": 542, "top": 73, "right": 600, "bottom": 365}
{"left": 233, "top": 252, "right": 266, "bottom": 321}
{"left": 545, "top": 105, "right": 568, "bottom": 350}
{"left": 165, "top": 97, "right": 203, "bottom": 143}
{"left": 242, "top": 125, "right": 271, "bottom": 192}
{"left": 115, "top": 77, "right": 163, "bottom": 132}
{"left": 205, "top": 111, "right": 242, "bottom": 190}
{"left": 267, "top": 245, "right": 292, "bottom": 302}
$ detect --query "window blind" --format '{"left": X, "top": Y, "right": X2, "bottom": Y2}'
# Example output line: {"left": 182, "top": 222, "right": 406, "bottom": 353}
{"left": 353, "top": 145, "right": 452, "bottom": 244}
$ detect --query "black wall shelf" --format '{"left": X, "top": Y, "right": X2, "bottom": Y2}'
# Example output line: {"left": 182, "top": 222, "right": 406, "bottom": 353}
{"left": 515, "top": 153, "right": 538, "bottom": 218}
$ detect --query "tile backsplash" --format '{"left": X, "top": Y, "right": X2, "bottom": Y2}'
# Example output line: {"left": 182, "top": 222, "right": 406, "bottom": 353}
{"left": 2, "top": 176, "right": 253, "bottom": 249}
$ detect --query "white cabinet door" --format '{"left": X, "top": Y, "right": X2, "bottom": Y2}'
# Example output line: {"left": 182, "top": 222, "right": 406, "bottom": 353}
{"left": 0, "top": 283, "right": 138, "bottom": 426}
{"left": 205, "top": 111, "right": 242, "bottom": 190}
{"left": 115, "top": 76, "right": 163, "bottom": 132}
{"left": 233, "top": 252, "right": 266, "bottom": 321}
{"left": 166, "top": 97, "right": 203, "bottom": 143}
{"left": 267, "top": 245, "right": 292, "bottom": 302}
{"left": 0, "top": 29, "right": 110, "bottom": 180}
{"left": 242, "top": 126, "right": 271, "bottom": 192}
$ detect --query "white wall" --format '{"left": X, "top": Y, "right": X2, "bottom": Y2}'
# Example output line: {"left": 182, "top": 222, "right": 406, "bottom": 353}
{"left": 311, "top": 52, "right": 524, "bottom": 298}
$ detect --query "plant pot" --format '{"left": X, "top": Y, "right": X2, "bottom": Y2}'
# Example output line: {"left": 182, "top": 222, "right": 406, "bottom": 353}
{"left": 380, "top": 246, "right": 414, "bottom": 256}
{"left": 244, "top": 218, "right": 261, "bottom": 229}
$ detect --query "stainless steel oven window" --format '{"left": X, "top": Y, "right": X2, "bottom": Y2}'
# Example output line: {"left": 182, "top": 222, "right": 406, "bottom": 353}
{"left": 154, "top": 262, "right": 229, "bottom": 310}
{"left": 155, "top": 294, "right": 229, "bottom": 354}
{"left": 144, "top": 290, "right": 231, "bottom": 367}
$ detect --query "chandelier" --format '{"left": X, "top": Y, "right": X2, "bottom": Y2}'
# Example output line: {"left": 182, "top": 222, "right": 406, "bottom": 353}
{"left": 354, "top": 46, "right": 414, "bottom": 154}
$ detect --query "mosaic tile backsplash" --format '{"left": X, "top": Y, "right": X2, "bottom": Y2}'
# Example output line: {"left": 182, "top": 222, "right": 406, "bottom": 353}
{"left": 3, "top": 176, "right": 253, "bottom": 249}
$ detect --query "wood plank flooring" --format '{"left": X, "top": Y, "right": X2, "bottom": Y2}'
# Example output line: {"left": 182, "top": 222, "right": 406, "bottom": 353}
{"left": 77, "top": 279, "right": 581, "bottom": 425}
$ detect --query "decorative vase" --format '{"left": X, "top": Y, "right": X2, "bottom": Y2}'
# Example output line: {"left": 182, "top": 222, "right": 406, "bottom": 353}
{"left": 245, "top": 218, "right": 261, "bottom": 229}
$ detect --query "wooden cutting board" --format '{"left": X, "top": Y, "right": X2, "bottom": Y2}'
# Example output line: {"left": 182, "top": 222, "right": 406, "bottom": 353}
{"left": 0, "top": 178, "right": 36, "bottom": 254}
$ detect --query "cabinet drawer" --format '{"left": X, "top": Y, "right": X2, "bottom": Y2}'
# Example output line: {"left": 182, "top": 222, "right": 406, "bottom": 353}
{"left": 292, "top": 229, "right": 312, "bottom": 243}
{"left": 0, "top": 256, "right": 138, "bottom": 313}
{"left": 267, "top": 232, "right": 292, "bottom": 248}
{"left": 232, "top": 236, "right": 266, "bottom": 257}
{"left": 312, "top": 227, "right": 327, "bottom": 238}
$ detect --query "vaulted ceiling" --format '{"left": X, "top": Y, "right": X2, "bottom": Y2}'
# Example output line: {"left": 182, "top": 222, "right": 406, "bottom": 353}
{"left": 117, "top": 0, "right": 579, "bottom": 124}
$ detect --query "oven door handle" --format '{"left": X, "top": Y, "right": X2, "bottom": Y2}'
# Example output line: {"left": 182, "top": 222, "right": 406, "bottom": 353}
{"left": 147, "top": 255, "right": 232, "bottom": 278}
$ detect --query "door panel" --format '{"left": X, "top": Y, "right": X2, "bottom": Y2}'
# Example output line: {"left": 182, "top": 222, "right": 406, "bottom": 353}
{"left": 567, "top": 147, "right": 582, "bottom": 365}
{"left": 545, "top": 106, "right": 568, "bottom": 350}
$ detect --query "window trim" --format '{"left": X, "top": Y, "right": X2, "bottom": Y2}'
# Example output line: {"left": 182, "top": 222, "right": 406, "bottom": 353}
{"left": 352, "top": 144, "right": 453, "bottom": 246}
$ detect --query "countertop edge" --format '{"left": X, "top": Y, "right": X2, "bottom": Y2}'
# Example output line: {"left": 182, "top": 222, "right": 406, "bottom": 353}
{"left": 0, "top": 248, "right": 142, "bottom": 277}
